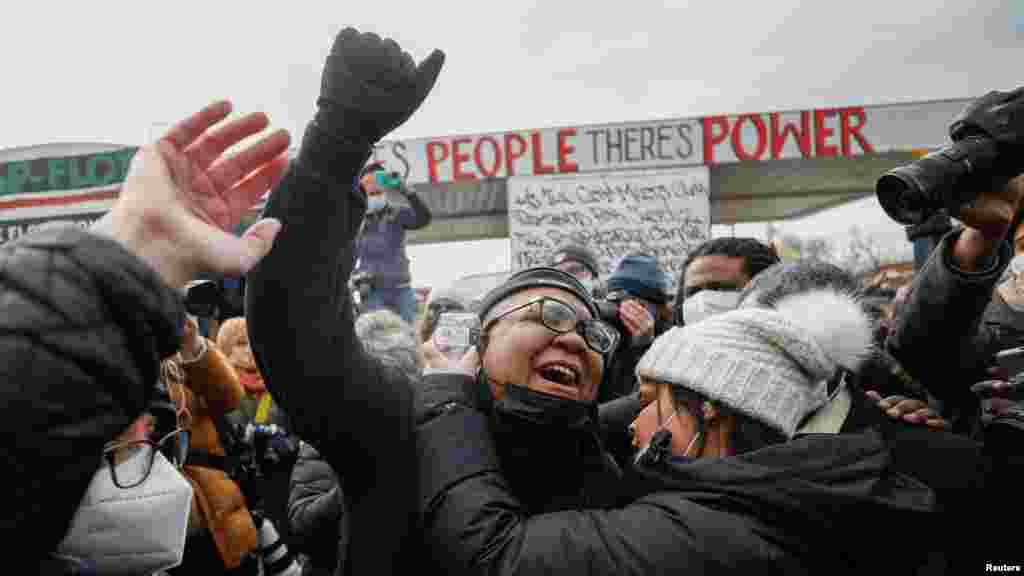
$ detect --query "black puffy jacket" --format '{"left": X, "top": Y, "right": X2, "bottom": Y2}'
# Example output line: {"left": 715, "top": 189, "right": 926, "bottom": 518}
{"left": 288, "top": 441, "right": 347, "bottom": 576}
{"left": 417, "top": 371, "right": 1020, "bottom": 575}
{"left": 0, "top": 225, "right": 184, "bottom": 572}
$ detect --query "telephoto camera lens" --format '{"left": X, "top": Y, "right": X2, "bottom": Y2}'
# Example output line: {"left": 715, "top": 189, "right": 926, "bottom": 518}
{"left": 876, "top": 136, "right": 1000, "bottom": 225}
{"left": 253, "top": 513, "right": 302, "bottom": 576}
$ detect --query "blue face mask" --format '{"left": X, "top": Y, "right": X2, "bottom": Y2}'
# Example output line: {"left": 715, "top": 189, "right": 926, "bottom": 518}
{"left": 366, "top": 196, "right": 387, "bottom": 213}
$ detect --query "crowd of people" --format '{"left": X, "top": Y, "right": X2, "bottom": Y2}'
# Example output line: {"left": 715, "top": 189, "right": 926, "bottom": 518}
{"left": 6, "top": 26, "right": 1024, "bottom": 576}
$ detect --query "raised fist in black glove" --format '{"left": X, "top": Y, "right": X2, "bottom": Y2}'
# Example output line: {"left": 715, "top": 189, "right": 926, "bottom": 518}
{"left": 315, "top": 28, "right": 445, "bottom": 145}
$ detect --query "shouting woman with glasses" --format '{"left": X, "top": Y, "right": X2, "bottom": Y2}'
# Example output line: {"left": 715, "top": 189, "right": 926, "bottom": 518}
{"left": 417, "top": 267, "right": 624, "bottom": 515}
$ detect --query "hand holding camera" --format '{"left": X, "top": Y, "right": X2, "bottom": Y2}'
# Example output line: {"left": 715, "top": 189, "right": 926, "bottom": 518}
{"left": 877, "top": 87, "right": 1024, "bottom": 231}
{"left": 596, "top": 292, "right": 655, "bottom": 348}
{"left": 423, "top": 312, "right": 481, "bottom": 375}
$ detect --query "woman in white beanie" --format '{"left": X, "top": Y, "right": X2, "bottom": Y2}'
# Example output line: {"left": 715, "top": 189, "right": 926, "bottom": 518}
{"left": 630, "top": 285, "right": 876, "bottom": 461}
{"left": 417, "top": 254, "right": 1020, "bottom": 574}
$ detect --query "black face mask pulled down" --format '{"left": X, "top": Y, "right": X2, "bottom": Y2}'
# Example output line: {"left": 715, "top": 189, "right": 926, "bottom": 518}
{"left": 482, "top": 373, "right": 620, "bottom": 512}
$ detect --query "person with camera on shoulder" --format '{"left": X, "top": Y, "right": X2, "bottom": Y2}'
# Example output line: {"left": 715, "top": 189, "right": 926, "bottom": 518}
{"left": 353, "top": 161, "right": 432, "bottom": 324}
{"left": 879, "top": 88, "right": 1024, "bottom": 436}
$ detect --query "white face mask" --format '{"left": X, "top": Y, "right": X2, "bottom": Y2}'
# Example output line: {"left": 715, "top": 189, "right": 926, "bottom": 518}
{"left": 682, "top": 289, "right": 742, "bottom": 325}
{"left": 57, "top": 446, "right": 193, "bottom": 575}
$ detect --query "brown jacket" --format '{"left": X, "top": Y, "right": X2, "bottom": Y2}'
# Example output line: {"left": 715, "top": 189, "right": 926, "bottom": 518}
{"left": 174, "top": 339, "right": 259, "bottom": 569}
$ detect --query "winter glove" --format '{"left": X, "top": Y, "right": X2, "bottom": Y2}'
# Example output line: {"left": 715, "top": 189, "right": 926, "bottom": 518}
{"left": 314, "top": 27, "right": 445, "bottom": 146}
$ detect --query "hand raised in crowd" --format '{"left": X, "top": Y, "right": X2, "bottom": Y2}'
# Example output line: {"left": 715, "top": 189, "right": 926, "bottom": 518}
{"left": 316, "top": 27, "right": 445, "bottom": 144}
{"left": 619, "top": 299, "right": 656, "bottom": 343}
{"left": 865, "top": 390, "right": 950, "bottom": 430}
{"left": 92, "top": 101, "right": 290, "bottom": 289}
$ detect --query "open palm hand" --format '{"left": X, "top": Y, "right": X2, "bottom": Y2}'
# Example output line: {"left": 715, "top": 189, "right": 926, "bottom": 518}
{"left": 96, "top": 101, "right": 290, "bottom": 289}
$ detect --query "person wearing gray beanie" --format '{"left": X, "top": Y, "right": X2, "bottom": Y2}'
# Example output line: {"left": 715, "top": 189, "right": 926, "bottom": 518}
{"left": 412, "top": 273, "right": 988, "bottom": 574}
{"left": 635, "top": 288, "right": 874, "bottom": 440}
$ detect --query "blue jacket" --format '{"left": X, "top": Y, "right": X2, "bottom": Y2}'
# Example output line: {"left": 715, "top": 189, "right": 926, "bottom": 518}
{"left": 354, "top": 190, "right": 431, "bottom": 287}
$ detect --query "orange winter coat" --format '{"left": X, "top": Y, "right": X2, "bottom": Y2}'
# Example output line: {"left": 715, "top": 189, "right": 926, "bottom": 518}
{"left": 172, "top": 339, "right": 259, "bottom": 569}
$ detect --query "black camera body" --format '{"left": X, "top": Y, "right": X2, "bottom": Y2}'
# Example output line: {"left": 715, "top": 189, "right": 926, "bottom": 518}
{"left": 877, "top": 87, "right": 1024, "bottom": 226}
{"left": 595, "top": 291, "right": 631, "bottom": 343}
{"left": 184, "top": 279, "right": 224, "bottom": 318}
{"left": 229, "top": 422, "right": 298, "bottom": 511}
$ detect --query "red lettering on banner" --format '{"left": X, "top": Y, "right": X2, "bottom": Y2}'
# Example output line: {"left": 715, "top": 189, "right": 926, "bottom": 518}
{"left": 426, "top": 141, "right": 449, "bottom": 184}
{"left": 702, "top": 116, "right": 729, "bottom": 164}
{"left": 531, "top": 132, "right": 556, "bottom": 175}
{"left": 770, "top": 112, "right": 812, "bottom": 159}
{"left": 840, "top": 107, "right": 874, "bottom": 155}
{"left": 731, "top": 114, "right": 768, "bottom": 161}
{"left": 504, "top": 133, "right": 527, "bottom": 177}
{"left": 451, "top": 138, "right": 475, "bottom": 181}
{"left": 475, "top": 136, "right": 502, "bottom": 177}
{"left": 814, "top": 109, "right": 838, "bottom": 157}
{"left": 557, "top": 129, "right": 578, "bottom": 173}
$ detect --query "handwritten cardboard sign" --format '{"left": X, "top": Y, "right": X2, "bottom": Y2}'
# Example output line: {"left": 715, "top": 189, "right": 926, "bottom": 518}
{"left": 508, "top": 167, "right": 711, "bottom": 284}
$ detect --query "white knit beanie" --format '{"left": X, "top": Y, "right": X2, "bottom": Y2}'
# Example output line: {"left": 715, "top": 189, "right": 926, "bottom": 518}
{"left": 636, "top": 289, "right": 873, "bottom": 438}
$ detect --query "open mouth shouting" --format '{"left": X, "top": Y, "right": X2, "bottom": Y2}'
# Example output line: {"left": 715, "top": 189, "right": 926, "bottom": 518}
{"left": 534, "top": 359, "right": 584, "bottom": 400}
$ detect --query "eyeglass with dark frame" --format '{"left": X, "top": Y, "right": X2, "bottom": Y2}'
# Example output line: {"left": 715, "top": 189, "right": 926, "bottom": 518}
{"left": 484, "top": 296, "right": 618, "bottom": 354}
{"left": 102, "top": 428, "right": 188, "bottom": 489}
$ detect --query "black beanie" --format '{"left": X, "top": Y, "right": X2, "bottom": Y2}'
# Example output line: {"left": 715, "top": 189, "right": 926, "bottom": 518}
{"left": 549, "top": 244, "right": 601, "bottom": 278}
{"left": 476, "top": 267, "right": 599, "bottom": 323}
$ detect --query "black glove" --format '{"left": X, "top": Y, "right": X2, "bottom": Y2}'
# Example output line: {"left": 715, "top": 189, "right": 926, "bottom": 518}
{"left": 950, "top": 87, "right": 1024, "bottom": 173}
{"left": 315, "top": 27, "right": 445, "bottom": 146}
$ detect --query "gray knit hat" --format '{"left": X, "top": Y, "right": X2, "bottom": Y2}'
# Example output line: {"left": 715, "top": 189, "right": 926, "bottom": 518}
{"left": 636, "top": 289, "right": 873, "bottom": 438}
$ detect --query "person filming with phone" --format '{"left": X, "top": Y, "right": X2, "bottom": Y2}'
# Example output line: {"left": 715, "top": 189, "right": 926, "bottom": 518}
{"left": 353, "top": 161, "right": 432, "bottom": 324}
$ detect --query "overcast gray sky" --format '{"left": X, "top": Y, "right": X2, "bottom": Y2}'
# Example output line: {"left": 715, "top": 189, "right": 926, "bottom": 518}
{"left": 5, "top": 0, "right": 1022, "bottom": 286}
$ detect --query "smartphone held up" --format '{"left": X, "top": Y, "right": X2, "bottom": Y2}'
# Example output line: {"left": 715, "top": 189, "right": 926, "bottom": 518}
{"left": 432, "top": 312, "right": 480, "bottom": 363}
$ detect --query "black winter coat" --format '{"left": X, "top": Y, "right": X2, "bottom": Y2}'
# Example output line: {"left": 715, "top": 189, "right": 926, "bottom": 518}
{"left": 0, "top": 226, "right": 184, "bottom": 572}
{"left": 289, "top": 442, "right": 346, "bottom": 576}
{"left": 418, "top": 371, "right": 1017, "bottom": 575}
{"left": 887, "top": 228, "right": 1013, "bottom": 433}
{"left": 247, "top": 124, "right": 418, "bottom": 576}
